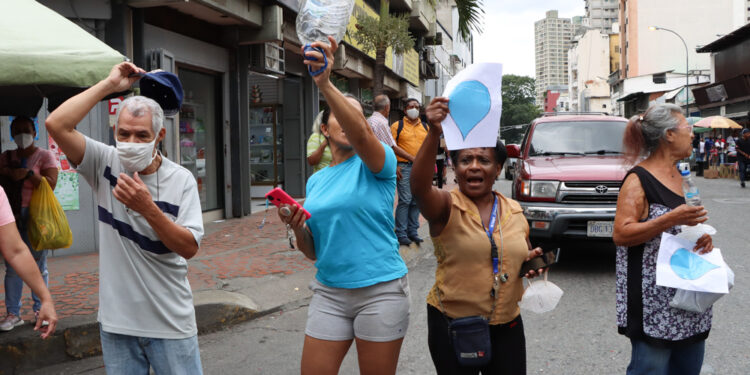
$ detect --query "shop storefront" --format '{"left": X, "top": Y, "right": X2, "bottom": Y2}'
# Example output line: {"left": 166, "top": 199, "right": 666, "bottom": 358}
{"left": 248, "top": 72, "right": 283, "bottom": 198}
{"left": 142, "top": 24, "right": 231, "bottom": 220}
{"left": 246, "top": 54, "right": 312, "bottom": 200}
{"left": 178, "top": 68, "right": 224, "bottom": 212}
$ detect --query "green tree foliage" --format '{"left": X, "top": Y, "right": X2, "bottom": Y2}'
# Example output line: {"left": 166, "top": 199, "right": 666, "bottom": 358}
{"left": 502, "top": 74, "right": 541, "bottom": 126}
{"left": 455, "top": 0, "right": 484, "bottom": 40}
{"left": 352, "top": 0, "right": 414, "bottom": 96}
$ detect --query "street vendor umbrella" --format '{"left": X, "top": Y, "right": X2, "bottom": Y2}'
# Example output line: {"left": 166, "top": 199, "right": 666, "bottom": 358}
{"left": 0, "top": 0, "right": 126, "bottom": 116}
{"left": 686, "top": 117, "right": 703, "bottom": 126}
{"left": 693, "top": 116, "right": 743, "bottom": 129}
{"left": 686, "top": 118, "right": 712, "bottom": 134}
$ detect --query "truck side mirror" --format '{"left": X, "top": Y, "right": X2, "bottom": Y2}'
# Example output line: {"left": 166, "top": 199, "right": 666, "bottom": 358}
{"left": 506, "top": 144, "right": 521, "bottom": 158}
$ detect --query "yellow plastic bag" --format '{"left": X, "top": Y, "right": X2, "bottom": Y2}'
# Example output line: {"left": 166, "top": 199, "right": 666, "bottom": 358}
{"left": 28, "top": 178, "right": 73, "bottom": 250}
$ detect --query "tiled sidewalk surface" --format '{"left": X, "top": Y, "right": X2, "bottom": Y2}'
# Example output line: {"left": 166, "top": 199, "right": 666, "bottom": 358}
{"left": 0, "top": 170, "right": 454, "bottom": 324}
{"left": 0, "top": 208, "right": 312, "bottom": 323}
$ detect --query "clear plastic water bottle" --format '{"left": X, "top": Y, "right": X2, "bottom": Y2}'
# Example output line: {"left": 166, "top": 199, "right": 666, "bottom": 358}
{"left": 680, "top": 168, "right": 702, "bottom": 206}
{"left": 296, "top": 0, "right": 355, "bottom": 75}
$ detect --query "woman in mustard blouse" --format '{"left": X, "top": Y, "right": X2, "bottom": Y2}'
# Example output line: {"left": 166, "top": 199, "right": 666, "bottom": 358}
{"left": 411, "top": 97, "right": 545, "bottom": 374}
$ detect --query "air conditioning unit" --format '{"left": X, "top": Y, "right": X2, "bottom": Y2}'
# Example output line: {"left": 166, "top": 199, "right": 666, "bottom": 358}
{"left": 652, "top": 72, "right": 666, "bottom": 84}
{"left": 423, "top": 48, "right": 436, "bottom": 64}
{"left": 249, "top": 42, "right": 285, "bottom": 75}
{"left": 425, "top": 32, "right": 443, "bottom": 46}
{"left": 420, "top": 60, "right": 438, "bottom": 80}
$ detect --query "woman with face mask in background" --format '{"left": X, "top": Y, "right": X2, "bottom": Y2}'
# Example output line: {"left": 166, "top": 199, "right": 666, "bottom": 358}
{"left": 0, "top": 116, "right": 58, "bottom": 331}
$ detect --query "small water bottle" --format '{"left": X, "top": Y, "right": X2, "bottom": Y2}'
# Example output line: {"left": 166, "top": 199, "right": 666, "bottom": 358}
{"left": 295, "top": 0, "right": 355, "bottom": 76}
{"left": 680, "top": 168, "right": 702, "bottom": 206}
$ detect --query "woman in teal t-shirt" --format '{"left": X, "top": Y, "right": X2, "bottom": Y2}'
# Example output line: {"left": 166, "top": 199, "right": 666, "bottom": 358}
{"left": 277, "top": 37, "right": 409, "bottom": 375}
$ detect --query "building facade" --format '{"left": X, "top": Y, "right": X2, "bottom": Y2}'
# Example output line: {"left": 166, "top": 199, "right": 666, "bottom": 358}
{"left": 618, "top": 0, "right": 735, "bottom": 80}
{"left": 694, "top": 23, "right": 750, "bottom": 122}
{"left": 423, "top": 3, "right": 475, "bottom": 103}
{"left": 568, "top": 29, "right": 612, "bottom": 113}
{"left": 584, "top": 0, "right": 619, "bottom": 32}
{"left": 0, "top": 0, "right": 453, "bottom": 255}
{"left": 534, "top": 10, "right": 575, "bottom": 107}
{"left": 613, "top": 0, "right": 736, "bottom": 116}
{"left": 544, "top": 85, "right": 569, "bottom": 112}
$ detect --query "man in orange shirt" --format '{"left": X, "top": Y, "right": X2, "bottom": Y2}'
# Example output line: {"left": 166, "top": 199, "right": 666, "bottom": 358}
{"left": 391, "top": 98, "right": 429, "bottom": 246}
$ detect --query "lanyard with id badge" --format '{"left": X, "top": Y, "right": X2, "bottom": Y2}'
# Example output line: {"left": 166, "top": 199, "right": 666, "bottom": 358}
{"left": 436, "top": 195, "right": 507, "bottom": 367}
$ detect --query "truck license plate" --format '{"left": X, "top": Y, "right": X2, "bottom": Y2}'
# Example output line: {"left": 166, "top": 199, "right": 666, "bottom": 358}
{"left": 587, "top": 221, "right": 613, "bottom": 238}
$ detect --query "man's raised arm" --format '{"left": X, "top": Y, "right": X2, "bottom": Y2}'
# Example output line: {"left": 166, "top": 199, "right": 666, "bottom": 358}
{"left": 45, "top": 62, "right": 145, "bottom": 166}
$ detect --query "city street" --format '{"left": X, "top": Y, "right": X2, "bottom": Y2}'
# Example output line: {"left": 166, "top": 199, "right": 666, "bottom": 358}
{"left": 30, "top": 173, "right": 750, "bottom": 374}
{"left": 3, "top": 1, "right": 750, "bottom": 374}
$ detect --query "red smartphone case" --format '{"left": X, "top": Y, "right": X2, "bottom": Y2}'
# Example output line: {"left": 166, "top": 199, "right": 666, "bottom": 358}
{"left": 265, "top": 188, "right": 311, "bottom": 219}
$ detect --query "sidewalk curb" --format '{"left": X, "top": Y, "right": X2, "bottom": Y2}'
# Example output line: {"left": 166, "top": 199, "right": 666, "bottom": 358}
{"left": 0, "top": 293, "right": 264, "bottom": 374}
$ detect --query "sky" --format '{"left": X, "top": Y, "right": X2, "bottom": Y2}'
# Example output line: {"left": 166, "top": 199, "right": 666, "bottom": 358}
{"left": 472, "top": 0, "right": 585, "bottom": 77}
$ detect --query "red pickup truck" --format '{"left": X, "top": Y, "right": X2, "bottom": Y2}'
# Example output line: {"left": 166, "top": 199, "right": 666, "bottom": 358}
{"left": 506, "top": 113, "right": 629, "bottom": 249}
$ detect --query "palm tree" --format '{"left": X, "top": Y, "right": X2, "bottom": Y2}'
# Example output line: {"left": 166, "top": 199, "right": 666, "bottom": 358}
{"left": 454, "top": 0, "right": 484, "bottom": 41}
{"left": 352, "top": 0, "right": 414, "bottom": 96}
{"left": 352, "top": 0, "right": 484, "bottom": 96}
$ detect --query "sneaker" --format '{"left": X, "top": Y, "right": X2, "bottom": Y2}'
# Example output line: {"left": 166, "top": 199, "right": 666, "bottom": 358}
{"left": 408, "top": 235, "right": 424, "bottom": 245}
{"left": 0, "top": 314, "right": 24, "bottom": 331}
{"left": 34, "top": 311, "right": 49, "bottom": 327}
{"left": 742, "top": 181, "right": 746, "bottom": 188}
{"left": 398, "top": 237, "right": 412, "bottom": 246}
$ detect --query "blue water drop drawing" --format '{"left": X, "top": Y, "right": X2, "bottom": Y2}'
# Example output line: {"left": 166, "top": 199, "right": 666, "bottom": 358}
{"left": 670, "top": 248, "right": 719, "bottom": 280}
{"left": 448, "top": 80, "right": 491, "bottom": 139}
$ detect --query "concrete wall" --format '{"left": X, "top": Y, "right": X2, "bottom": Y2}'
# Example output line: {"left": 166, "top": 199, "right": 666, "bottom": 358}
{"left": 609, "top": 33, "right": 620, "bottom": 73}
{"left": 625, "top": 0, "right": 735, "bottom": 77}
{"left": 569, "top": 30, "right": 611, "bottom": 111}
{"left": 575, "top": 30, "right": 611, "bottom": 90}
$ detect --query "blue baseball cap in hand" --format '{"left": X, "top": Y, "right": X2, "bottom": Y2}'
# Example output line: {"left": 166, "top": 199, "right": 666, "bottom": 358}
{"left": 139, "top": 70, "right": 183, "bottom": 116}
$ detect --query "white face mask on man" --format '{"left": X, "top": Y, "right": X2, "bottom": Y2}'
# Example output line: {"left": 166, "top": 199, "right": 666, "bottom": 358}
{"left": 406, "top": 108, "right": 420, "bottom": 120}
{"left": 116, "top": 138, "right": 157, "bottom": 173}
{"left": 14, "top": 133, "right": 34, "bottom": 150}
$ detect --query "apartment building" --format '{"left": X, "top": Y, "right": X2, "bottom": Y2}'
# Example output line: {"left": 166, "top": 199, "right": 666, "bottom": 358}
{"left": 568, "top": 29, "right": 612, "bottom": 113}
{"left": 423, "top": 1, "right": 475, "bottom": 103}
{"left": 585, "top": 0, "right": 619, "bottom": 32}
{"left": 618, "top": 0, "right": 734, "bottom": 80}
{"left": 534, "top": 10, "right": 575, "bottom": 107}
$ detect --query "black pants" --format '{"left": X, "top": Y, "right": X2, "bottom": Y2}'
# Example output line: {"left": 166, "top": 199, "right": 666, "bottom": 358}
{"left": 436, "top": 159, "right": 446, "bottom": 188}
{"left": 427, "top": 304, "right": 526, "bottom": 375}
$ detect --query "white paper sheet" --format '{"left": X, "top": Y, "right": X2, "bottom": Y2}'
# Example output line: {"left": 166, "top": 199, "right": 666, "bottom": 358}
{"left": 656, "top": 232, "right": 730, "bottom": 294}
{"left": 440, "top": 63, "right": 503, "bottom": 150}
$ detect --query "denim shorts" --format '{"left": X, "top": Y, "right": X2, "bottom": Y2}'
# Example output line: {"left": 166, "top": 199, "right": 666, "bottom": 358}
{"left": 306, "top": 275, "right": 411, "bottom": 342}
{"left": 100, "top": 327, "right": 203, "bottom": 375}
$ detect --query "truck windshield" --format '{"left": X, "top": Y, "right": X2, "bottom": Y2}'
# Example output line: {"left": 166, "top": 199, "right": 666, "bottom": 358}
{"left": 528, "top": 121, "right": 627, "bottom": 157}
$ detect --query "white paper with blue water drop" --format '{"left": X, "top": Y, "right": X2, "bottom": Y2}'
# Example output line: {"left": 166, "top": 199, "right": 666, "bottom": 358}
{"left": 656, "top": 232, "right": 730, "bottom": 294}
{"left": 441, "top": 63, "right": 503, "bottom": 150}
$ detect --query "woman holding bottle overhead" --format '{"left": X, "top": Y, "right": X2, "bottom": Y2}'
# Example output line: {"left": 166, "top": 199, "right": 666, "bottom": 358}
{"left": 276, "top": 37, "right": 409, "bottom": 375}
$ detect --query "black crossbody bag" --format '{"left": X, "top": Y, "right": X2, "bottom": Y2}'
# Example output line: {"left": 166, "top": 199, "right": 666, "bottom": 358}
{"left": 436, "top": 196, "right": 507, "bottom": 367}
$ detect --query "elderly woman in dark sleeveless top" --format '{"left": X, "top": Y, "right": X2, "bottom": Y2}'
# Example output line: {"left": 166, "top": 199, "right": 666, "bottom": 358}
{"left": 411, "top": 97, "right": 546, "bottom": 374}
{"left": 613, "top": 103, "right": 714, "bottom": 375}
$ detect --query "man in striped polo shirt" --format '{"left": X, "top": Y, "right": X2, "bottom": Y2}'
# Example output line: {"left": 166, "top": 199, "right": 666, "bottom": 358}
{"left": 46, "top": 62, "right": 204, "bottom": 374}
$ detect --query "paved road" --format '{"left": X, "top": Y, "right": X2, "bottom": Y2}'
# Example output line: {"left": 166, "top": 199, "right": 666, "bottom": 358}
{"left": 32, "top": 174, "right": 750, "bottom": 374}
